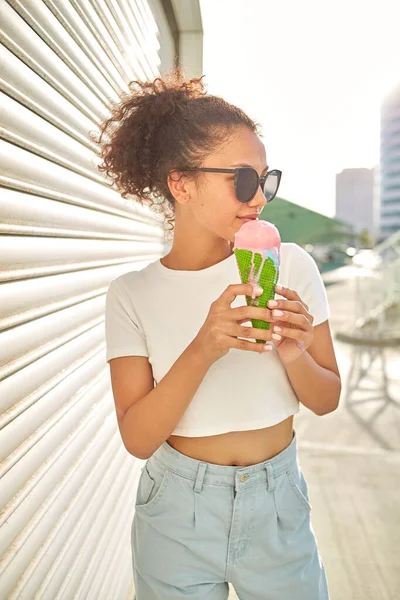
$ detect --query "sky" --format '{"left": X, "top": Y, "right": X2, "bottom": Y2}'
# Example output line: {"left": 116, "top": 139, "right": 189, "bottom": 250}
{"left": 199, "top": 0, "right": 400, "bottom": 217}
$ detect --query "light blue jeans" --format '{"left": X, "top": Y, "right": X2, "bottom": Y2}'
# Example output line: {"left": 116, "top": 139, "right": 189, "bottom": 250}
{"left": 131, "top": 429, "right": 330, "bottom": 599}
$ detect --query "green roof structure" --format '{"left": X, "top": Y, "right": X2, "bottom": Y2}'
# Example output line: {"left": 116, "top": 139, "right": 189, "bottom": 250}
{"left": 259, "top": 196, "right": 353, "bottom": 245}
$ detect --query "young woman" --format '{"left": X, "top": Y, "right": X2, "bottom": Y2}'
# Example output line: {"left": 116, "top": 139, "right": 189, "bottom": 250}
{"left": 100, "top": 72, "right": 341, "bottom": 600}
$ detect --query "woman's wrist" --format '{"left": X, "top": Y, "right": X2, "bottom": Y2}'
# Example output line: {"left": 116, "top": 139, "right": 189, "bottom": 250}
{"left": 187, "top": 338, "right": 215, "bottom": 372}
{"left": 282, "top": 348, "right": 341, "bottom": 415}
{"left": 281, "top": 348, "right": 309, "bottom": 370}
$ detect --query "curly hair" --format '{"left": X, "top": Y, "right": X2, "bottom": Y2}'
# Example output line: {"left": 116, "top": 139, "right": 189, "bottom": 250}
{"left": 95, "top": 69, "right": 260, "bottom": 241}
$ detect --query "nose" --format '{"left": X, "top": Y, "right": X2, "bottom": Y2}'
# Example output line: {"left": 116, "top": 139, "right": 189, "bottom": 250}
{"left": 248, "top": 184, "right": 267, "bottom": 211}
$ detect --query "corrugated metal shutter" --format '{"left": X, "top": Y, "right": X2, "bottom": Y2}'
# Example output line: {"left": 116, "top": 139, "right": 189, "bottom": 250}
{"left": 0, "top": 1, "right": 176, "bottom": 597}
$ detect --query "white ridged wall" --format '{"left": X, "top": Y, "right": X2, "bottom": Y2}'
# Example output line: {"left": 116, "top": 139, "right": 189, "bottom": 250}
{"left": 0, "top": 0, "right": 183, "bottom": 597}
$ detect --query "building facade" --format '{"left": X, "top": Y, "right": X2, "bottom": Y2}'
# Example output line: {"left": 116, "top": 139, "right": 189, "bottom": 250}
{"left": 0, "top": 1, "right": 203, "bottom": 598}
{"left": 380, "top": 81, "right": 400, "bottom": 240}
{"left": 335, "top": 167, "right": 378, "bottom": 239}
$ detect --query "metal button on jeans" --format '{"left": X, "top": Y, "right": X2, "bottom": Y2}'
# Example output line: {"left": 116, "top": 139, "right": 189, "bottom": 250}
{"left": 240, "top": 473, "right": 249, "bottom": 482}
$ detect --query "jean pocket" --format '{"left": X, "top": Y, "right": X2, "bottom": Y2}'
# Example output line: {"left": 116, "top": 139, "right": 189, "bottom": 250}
{"left": 286, "top": 467, "right": 312, "bottom": 513}
{"left": 274, "top": 466, "right": 312, "bottom": 532}
{"left": 135, "top": 462, "right": 170, "bottom": 511}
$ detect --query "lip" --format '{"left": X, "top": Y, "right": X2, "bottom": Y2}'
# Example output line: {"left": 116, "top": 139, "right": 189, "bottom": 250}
{"left": 238, "top": 215, "right": 259, "bottom": 220}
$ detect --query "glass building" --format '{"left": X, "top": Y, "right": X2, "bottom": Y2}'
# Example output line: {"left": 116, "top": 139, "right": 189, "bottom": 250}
{"left": 380, "top": 81, "right": 400, "bottom": 239}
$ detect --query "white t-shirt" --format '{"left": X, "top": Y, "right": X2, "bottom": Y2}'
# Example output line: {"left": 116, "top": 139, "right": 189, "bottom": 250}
{"left": 105, "top": 243, "right": 330, "bottom": 437}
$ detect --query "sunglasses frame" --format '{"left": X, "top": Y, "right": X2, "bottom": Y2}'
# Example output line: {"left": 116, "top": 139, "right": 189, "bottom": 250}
{"left": 178, "top": 167, "right": 282, "bottom": 203}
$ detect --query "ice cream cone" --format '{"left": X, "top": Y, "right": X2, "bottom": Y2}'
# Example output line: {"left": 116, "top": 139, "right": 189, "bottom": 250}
{"left": 233, "top": 220, "right": 281, "bottom": 344}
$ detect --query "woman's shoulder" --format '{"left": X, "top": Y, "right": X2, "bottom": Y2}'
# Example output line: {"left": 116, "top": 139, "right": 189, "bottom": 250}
{"left": 279, "top": 242, "right": 329, "bottom": 325}
{"left": 280, "top": 242, "right": 316, "bottom": 269}
{"left": 107, "top": 270, "right": 138, "bottom": 296}
{"left": 108, "top": 259, "right": 157, "bottom": 294}
{"left": 279, "top": 242, "right": 322, "bottom": 286}
{"left": 281, "top": 241, "right": 309, "bottom": 258}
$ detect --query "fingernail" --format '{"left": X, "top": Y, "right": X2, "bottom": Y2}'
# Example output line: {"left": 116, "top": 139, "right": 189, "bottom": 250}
{"left": 263, "top": 344, "right": 272, "bottom": 351}
{"left": 268, "top": 300, "right": 278, "bottom": 307}
{"left": 274, "top": 326, "right": 282, "bottom": 332}
{"left": 273, "top": 309, "right": 284, "bottom": 317}
{"left": 253, "top": 285, "right": 263, "bottom": 297}
{"left": 272, "top": 333, "right": 281, "bottom": 341}
{"left": 275, "top": 284, "right": 283, "bottom": 291}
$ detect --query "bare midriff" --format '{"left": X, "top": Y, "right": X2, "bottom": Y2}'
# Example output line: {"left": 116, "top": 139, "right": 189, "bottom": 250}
{"left": 166, "top": 415, "right": 294, "bottom": 467}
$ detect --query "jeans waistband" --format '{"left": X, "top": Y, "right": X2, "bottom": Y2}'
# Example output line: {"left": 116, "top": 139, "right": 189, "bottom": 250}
{"left": 150, "top": 429, "right": 298, "bottom": 493}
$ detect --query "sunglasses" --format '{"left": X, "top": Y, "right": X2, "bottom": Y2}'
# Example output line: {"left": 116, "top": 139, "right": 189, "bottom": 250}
{"left": 179, "top": 167, "right": 282, "bottom": 203}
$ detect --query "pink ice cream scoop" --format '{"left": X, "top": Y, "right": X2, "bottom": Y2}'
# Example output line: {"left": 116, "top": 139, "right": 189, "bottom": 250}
{"left": 233, "top": 219, "right": 281, "bottom": 251}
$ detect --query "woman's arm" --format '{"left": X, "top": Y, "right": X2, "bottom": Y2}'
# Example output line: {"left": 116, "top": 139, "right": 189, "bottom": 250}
{"left": 111, "top": 340, "right": 212, "bottom": 459}
{"left": 283, "top": 320, "right": 341, "bottom": 415}
{"left": 268, "top": 283, "right": 341, "bottom": 416}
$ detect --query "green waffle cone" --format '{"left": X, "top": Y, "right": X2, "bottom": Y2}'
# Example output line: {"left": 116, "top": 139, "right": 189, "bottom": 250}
{"left": 234, "top": 248, "right": 279, "bottom": 343}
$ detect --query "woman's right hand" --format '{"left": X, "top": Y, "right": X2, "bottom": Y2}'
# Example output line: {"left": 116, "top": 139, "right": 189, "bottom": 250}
{"left": 192, "top": 283, "right": 274, "bottom": 366}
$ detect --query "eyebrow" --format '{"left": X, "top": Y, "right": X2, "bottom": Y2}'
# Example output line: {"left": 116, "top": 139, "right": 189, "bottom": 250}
{"left": 231, "top": 163, "right": 269, "bottom": 173}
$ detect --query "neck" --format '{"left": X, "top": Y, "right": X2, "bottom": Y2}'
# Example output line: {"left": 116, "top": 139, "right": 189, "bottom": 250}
{"left": 161, "top": 212, "right": 234, "bottom": 271}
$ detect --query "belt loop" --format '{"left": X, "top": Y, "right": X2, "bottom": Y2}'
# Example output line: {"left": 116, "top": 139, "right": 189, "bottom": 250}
{"left": 265, "top": 463, "right": 275, "bottom": 492}
{"left": 194, "top": 462, "right": 207, "bottom": 493}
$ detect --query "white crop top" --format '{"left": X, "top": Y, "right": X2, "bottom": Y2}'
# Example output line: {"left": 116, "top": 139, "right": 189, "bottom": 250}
{"left": 105, "top": 243, "right": 330, "bottom": 437}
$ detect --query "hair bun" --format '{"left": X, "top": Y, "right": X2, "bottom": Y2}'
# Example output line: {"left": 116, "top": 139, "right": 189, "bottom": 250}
{"left": 131, "top": 72, "right": 206, "bottom": 100}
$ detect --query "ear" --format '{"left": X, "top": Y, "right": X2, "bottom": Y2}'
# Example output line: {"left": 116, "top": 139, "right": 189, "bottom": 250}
{"left": 167, "top": 170, "right": 192, "bottom": 205}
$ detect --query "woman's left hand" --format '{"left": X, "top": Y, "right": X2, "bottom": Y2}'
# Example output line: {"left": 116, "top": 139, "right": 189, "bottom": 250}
{"left": 267, "top": 284, "right": 314, "bottom": 364}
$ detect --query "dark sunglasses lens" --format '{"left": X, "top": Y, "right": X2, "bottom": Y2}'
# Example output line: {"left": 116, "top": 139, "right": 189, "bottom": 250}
{"left": 263, "top": 172, "right": 279, "bottom": 201}
{"left": 236, "top": 168, "right": 259, "bottom": 202}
